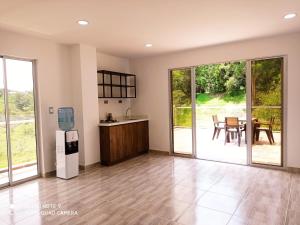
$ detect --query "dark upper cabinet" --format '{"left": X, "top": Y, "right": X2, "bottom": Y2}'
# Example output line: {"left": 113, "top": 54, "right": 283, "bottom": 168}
{"left": 97, "top": 70, "right": 136, "bottom": 98}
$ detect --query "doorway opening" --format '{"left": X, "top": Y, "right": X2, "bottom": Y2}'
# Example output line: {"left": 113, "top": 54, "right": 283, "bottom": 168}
{"left": 195, "top": 61, "right": 247, "bottom": 164}
{"left": 0, "top": 57, "right": 39, "bottom": 187}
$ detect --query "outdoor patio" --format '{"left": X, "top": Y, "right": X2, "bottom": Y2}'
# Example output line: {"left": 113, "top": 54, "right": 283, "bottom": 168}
{"left": 174, "top": 127, "right": 281, "bottom": 165}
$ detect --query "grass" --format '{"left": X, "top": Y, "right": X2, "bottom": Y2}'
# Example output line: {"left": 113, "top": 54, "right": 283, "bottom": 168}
{"left": 0, "top": 123, "right": 36, "bottom": 169}
{"left": 174, "top": 92, "right": 247, "bottom": 127}
{"left": 196, "top": 92, "right": 246, "bottom": 105}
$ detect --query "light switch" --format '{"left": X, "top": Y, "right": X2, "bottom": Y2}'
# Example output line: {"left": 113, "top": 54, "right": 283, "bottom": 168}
{"left": 49, "top": 106, "right": 54, "bottom": 114}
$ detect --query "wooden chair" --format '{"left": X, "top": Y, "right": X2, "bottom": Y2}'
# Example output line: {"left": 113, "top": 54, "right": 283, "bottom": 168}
{"left": 224, "top": 117, "right": 241, "bottom": 146}
{"left": 240, "top": 122, "right": 247, "bottom": 144}
{"left": 255, "top": 116, "right": 275, "bottom": 144}
{"left": 212, "top": 115, "right": 225, "bottom": 140}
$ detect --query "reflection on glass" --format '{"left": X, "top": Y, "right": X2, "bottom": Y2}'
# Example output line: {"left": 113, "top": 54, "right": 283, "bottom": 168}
{"left": 5, "top": 59, "right": 38, "bottom": 181}
{"left": 171, "top": 69, "right": 193, "bottom": 154}
{"left": 0, "top": 58, "right": 9, "bottom": 185}
{"left": 251, "top": 57, "right": 283, "bottom": 166}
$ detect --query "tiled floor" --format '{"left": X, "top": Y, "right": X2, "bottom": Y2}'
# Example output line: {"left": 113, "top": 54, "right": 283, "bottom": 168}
{"left": 0, "top": 153, "right": 299, "bottom": 225}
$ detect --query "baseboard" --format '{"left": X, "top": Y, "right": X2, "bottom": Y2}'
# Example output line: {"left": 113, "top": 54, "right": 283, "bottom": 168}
{"left": 287, "top": 167, "right": 300, "bottom": 173}
{"left": 41, "top": 170, "right": 56, "bottom": 178}
{"left": 41, "top": 162, "right": 100, "bottom": 177}
{"left": 172, "top": 153, "right": 194, "bottom": 158}
{"left": 149, "top": 149, "right": 170, "bottom": 155}
{"left": 79, "top": 162, "right": 101, "bottom": 171}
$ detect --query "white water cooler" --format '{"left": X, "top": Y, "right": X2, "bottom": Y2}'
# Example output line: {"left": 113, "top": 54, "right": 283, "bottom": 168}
{"left": 56, "top": 107, "right": 79, "bottom": 179}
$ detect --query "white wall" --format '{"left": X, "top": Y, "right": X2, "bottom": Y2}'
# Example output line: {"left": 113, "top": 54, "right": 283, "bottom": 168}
{"left": 130, "top": 32, "right": 300, "bottom": 168}
{"left": 71, "top": 45, "right": 99, "bottom": 166}
{"left": 70, "top": 45, "right": 85, "bottom": 165}
{"left": 97, "top": 52, "right": 130, "bottom": 73}
{"left": 0, "top": 29, "right": 73, "bottom": 173}
{"left": 97, "top": 52, "right": 132, "bottom": 120}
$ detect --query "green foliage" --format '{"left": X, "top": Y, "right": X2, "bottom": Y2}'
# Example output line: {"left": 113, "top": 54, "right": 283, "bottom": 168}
{"left": 173, "top": 107, "right": 192, "bottom": 127}
{"left": 172, "top": 58, "right": 282, "bottom": 131}
{"left": 256, "top": 86, "right": 281, "bottom": 106}
{"left": 196, "top": 93, "right": 214, "bottom": 104}
{"left": 251, "top": 58, "right": 282, "bottom": 131}
{"left": 172, "top": 69, "right": 191, "bottom": 106}
{"left": 0, "top": 90, "right": 36, "bottom": 169}
{"left": 222, "top": 91, "right": 246, "bottom": 104}
{"left": 0, "top": 89, "right": 34, "bottom": 119}
{"left": 196, "top": 61, "right": 246, "bottom": 95}
{"left": 15, "top": 92, "right": 34, "bottom": 112}
{"left": 196, "top": 92, "right": 246, "bottom": 105}
{"left": 252, "top": 108, "right": 281, "bottom": 131}
{"left": 252, "top": 58, "right": 282, "bottom": 106}
{"left": 0, "top": 123, "right": 36, "bottom": 168}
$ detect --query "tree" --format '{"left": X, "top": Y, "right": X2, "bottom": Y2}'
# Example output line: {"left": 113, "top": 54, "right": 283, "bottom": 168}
{"left": 15, "top": 92, "right": 34, "bottom": 112}
{"left": 251, "top": 58, "right": 282, "bottom": 106}
{"left": 195, "top": 61, "right": 246, "bottom": 96}
{"left": 172, "top": 69, "right": 191, "bottom": 106}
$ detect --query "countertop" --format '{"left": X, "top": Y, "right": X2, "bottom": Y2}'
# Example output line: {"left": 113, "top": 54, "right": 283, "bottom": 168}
{"left": 98, "top": 118, "right": 149, "bottom": 127}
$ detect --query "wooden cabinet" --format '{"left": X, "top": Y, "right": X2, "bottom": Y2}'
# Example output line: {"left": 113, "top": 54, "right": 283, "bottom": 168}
{"left": 99, "top": 121, "right": 149, "bottom": 165}
{"left": 97, "top": 70, "right": 136, "bottom": 98}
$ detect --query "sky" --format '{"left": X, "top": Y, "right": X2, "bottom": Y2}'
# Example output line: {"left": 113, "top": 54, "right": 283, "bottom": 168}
{"left": 0, "top": 58, "right": 34, "bottom": 92}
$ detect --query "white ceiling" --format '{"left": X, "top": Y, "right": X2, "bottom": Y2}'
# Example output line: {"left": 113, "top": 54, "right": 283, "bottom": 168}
{"left": 0, "top": 0, "right": 300, "bottom": 58}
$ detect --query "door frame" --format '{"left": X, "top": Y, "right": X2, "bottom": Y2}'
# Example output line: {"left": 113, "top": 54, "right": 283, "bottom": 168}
{"left": 169, "top": 55, "right": 287, "bottom": 169}
{"left": 248, "top": 56, "right": 287, "bottom": 168}
{"left": 169, "top": 67, "right": 195, "bottom": 158}
{"left": 0, "top": 55, "right": 41, "bottom": 188}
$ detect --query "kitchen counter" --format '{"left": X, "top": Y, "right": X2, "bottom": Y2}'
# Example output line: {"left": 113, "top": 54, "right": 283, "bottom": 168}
{"left": 98, "top": 118, "right": 149, "bottom": 127}
{"left": 99, "top": 119, "right": 149, "bottom": 165}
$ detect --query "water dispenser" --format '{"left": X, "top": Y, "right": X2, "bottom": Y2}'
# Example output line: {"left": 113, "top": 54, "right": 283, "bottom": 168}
{"left": 56, "top": 107, "right": 79, "bottom": 179}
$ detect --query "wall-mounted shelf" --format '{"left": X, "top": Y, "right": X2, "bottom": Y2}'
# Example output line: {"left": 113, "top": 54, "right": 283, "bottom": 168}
{"left": 97, "top": 70, "right": 136, "bottom": 98}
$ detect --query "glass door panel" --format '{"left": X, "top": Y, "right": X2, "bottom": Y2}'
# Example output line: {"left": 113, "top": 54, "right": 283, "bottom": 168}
{"left": 5, "top": 59, "right": 38, "bottom": 181}
{"left": 0, "top": 58, "right": 9, "bottom": 186}
{"left": 251, "top": 57, "right": 283, "bottom": 166}
{"left": 171, "top": 69, "right": 193, "bottom": 155}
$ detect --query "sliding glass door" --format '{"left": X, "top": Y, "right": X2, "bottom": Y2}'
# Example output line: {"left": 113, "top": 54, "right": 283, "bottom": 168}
{"left": 0, "top": 57, "right": 38, "bottom": 186}
{"left": 170, "top": 56, "right": 284, "bottom": 167}
{"left": 0, "top": 57, "right": 9, "bottom": 186}
{"left": 170, "top": 68, "right": 193, "bottom": 155}
{"left": 250, "top": 57, "right": 283, "bottom": 166}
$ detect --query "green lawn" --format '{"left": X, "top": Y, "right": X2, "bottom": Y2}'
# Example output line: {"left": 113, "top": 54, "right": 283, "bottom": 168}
{"left": 196, "top": 92, "right": 246, "bottom": 105}
{"left": 174, "top": 92, "right": 246, "bottom": 127}
{"left": 0, "top": 123, "right": 36, "bottom": 169}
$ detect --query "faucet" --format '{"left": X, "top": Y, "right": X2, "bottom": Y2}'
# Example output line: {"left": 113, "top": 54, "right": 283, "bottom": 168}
{"left": 125, "top": 107, "right": 131, "bottom": 119}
